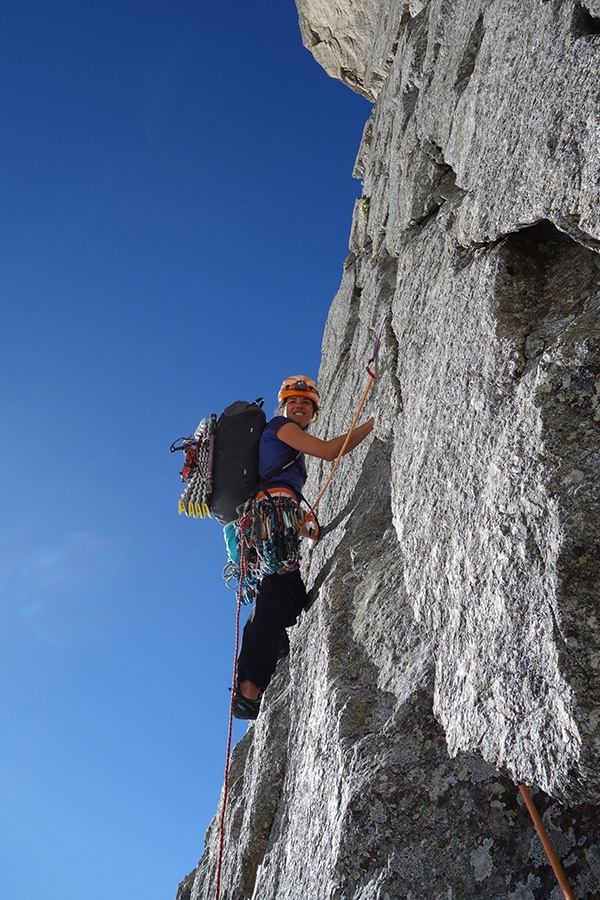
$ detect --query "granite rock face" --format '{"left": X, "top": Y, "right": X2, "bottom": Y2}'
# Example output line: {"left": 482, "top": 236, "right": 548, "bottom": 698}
{"left": 295, "top": 0, "right": 430, "bottom": 101}
{"left": 177, "top": 1, "right": 600, "bottom": 897}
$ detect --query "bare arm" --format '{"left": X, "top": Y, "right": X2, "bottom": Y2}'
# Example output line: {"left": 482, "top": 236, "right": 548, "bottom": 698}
{"left": 276, "top": 417, "right": 374, "bottom": 462}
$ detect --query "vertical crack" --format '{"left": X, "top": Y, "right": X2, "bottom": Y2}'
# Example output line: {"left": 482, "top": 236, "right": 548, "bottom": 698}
{"left": 454, "top": 13, "right": 485, "bottom": 94}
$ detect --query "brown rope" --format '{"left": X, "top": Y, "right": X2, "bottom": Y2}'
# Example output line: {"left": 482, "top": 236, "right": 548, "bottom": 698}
{"left": 518, "top": 784, "right": 575, "bottom": 900}
{"left": 309, "top": 369, "right": 375, "bottom": 516}
{"left": 309, "top": 311, "right": 388, "bottom": 517}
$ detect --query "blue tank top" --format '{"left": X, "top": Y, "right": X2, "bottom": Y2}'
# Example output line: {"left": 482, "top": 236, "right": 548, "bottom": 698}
{"left": 258, "top": 416, "right": 307, "bottom": 496}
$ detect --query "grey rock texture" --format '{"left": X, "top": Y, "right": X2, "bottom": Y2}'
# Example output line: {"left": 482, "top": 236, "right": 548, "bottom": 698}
{"left": 295, "top": 0, "right": 430, "bottom": 101}
{"left": 177, "top": 0, "right": 600, "bottom": 897}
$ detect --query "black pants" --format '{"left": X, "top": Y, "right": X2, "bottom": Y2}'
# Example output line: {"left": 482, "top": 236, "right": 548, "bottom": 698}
{"left": 237, "top": 568, "right": 308, "bottom": 689}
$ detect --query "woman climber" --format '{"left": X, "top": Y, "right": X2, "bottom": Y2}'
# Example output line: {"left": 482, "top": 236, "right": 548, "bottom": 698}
{"left": 233, "top": 375, "right": 374, "bottom": 720}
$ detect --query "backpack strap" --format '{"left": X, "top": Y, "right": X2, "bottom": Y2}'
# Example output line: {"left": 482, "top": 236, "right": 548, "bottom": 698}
{"left": 257, "top": 450, "right": 302, "bottom": 491}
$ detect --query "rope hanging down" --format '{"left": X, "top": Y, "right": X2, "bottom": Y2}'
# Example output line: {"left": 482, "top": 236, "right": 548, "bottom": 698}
{"left": 518, "top": 785, "right": 575, "bottom": 900}
{"left": 310, "top": 310, "right": 389, "bottom": 516}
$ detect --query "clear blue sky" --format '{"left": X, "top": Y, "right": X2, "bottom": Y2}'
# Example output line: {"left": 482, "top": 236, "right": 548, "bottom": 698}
{"left": 0, "top": 2, "right": 370, "bottom": 899}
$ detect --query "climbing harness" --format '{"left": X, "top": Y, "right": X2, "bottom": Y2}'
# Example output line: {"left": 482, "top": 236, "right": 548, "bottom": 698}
{"left": 170, "top": 414, "right": 217, "bottom": 518}
{"left": 221, "top": 488, "right": 315, "bottom": 605}
{"left": 518, "top": 785, "right": 575, "bottom": 900}
{"left": 251, "top": 489, "right": 304, "bottom": 575}
{"left": 309, "top": 310, "right": 389, "bottom": 516}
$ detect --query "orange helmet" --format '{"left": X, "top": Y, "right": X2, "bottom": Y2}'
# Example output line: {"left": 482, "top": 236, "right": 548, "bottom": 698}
{"left": 278, "top": 375, "right": 319, "bottom": 407}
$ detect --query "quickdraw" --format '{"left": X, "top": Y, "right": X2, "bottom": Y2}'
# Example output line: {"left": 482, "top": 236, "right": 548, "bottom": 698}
{"left": 221, "top": 490, "right": 308, "bottom": 605}
{"left": 170, "top": 413, "right": 217, "bottom": 518}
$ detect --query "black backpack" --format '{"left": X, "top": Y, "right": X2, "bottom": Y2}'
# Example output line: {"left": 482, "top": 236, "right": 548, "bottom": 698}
{"left": 171, "top": 398, "right": 300, "bottom": 525}
{"left": 211, "top": 399, "right": 267, "bottom": 524}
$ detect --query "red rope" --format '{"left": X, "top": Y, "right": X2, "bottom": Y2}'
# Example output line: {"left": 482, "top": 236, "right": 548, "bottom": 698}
{"left": 215, "top": 582, "right": 243, "bottom": 900}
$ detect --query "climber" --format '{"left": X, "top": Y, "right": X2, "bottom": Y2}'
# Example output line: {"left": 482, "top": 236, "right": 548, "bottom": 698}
{"left": 233, "top": 375, "right": 374, "bottom": 720}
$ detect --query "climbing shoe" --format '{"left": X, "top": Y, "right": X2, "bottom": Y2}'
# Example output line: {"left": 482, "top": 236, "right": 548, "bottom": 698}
{"left": 233, "top": 688, "right": 261, "bottom": 721}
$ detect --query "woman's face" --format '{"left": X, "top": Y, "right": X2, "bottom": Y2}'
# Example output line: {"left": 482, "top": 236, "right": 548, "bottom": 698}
{"left": 284, "top": 395, "right": 314, "bottom": 428}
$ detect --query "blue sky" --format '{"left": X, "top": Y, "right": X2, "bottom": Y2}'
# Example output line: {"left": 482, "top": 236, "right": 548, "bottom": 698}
{"left": 0, "top": 2, "right": 371, "bottom": 899}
